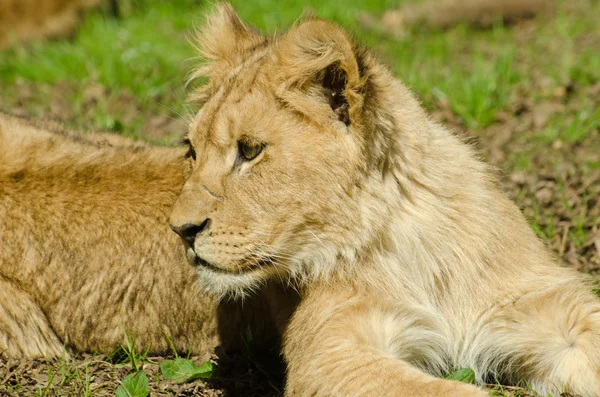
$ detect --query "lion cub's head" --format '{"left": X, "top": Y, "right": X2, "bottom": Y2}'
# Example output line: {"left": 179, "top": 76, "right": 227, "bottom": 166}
{"left": 170, "top": 4, "right": 403, "bottom": 297}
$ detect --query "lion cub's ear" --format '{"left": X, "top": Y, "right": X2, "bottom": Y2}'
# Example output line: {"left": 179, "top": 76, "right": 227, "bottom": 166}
{"left": 195, "top": 3, "right": 264, "bottom": 62}
{"left": 275, "top": 19, "right": 365, "bottom": 127}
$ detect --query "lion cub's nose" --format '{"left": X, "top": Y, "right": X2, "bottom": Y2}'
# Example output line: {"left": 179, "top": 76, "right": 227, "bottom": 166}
{"left": 171, "top": 219, "right": 211, "bottom": 247}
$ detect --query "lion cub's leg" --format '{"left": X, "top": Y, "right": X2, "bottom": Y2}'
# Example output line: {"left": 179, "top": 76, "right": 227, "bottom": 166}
{"left": 284, "top": 289, "right": 488, "bottom": 397}
{"left": 484, "top": 277, "right": 600, "bottom": 397}
{"left": 0, "top": 278, "right": 65, "bottom": 358}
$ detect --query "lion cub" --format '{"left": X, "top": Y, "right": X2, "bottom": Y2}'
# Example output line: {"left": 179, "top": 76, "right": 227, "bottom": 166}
{"left": 169, "top": 4, "right": 600, "bottom": 396}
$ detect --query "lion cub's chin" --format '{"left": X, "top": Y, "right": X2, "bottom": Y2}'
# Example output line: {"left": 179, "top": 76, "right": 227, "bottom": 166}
{"left": 186, "top": 249, "right": 267, "bottom": 299}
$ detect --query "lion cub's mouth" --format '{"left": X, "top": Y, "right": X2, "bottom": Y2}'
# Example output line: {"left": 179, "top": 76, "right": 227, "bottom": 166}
{"left": 192, "top": 255, "right": 275, "bottom": 275}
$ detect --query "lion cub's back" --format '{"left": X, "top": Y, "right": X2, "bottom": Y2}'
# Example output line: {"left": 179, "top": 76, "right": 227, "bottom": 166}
{"left": 0, "top": 113, "right": 222, "bottom": 354}
{"left": 0, "top": 110, "right": 187, "bottom": 280}
{"left": 0, "top": 112, "right": 147, "bottom": 165}
{"left": 0, "top": 111, "right": 187, "bottom": 278}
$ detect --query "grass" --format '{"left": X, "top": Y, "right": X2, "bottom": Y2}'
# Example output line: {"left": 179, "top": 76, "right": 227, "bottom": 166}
{"left": 0, "top": 1, "right": 196, "bottom": 91}
{"left": 2, "top": 0, "right": 598, "bottom": 137}
{"left": 539, "top": 103, "right": 600, "bottom": 143}
{"left": 531, "top": 199, "right": 557, "bottom": 244}
{"left": 430, "top": 50, "right": 519, "bottom": 128}
{"left": 0, "top": 0, "right": 200, "bottom": 140}
{"left": 0, "top": 0, "right": 599, "bottom": 396}
{"left": 17, "top": 355, "right": 95, "bottom": 397}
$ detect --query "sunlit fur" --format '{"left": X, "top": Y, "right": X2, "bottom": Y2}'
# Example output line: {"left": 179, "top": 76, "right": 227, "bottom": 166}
{"left": 170, "top": 4, "right": 600, "bottom": 396}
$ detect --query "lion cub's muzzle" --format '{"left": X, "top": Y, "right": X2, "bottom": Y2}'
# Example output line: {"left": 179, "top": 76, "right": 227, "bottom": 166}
{"left": 170, "top": 217, "right": 279, "bottom": 275}
{"left": 170, "top": 218, "right": 211, "bottom": 247}
{"left": 171, "top": 218, "right": 222, "bottom": 271}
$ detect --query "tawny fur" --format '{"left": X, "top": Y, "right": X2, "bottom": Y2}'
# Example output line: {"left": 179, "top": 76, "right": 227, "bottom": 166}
{"left": 169, "top": 4, "right": 600, "bottom": 396}
{"left": 0, "top": 0, "right": 102, "bottom": 49}
{"left": 0, "top": 112, "right": 278, "bottom": 358}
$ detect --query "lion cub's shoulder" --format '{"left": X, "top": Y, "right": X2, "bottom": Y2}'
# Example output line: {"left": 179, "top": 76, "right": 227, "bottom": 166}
{"left": 0, "top": 111, "right": 144, "bottom": 148}
{"left": 0, "top": 111, "right": 186, "bottom": 185}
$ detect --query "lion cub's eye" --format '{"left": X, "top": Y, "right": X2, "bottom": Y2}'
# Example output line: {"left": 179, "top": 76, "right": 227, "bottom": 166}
{"left": 238, "top": 140, "right": 263, "bottom": 162}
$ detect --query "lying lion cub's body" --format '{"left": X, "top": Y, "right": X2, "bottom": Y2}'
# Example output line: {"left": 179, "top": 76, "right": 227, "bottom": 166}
{"left": 167, "top": 5, "right": 600, "bottom": 397}
{"left": 0, "top": 113, "right": 278, "bottom": 358}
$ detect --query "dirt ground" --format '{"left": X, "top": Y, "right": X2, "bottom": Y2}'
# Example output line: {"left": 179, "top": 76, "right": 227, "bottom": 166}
{"left": 0, "top": 5, "right": 599, "bottom": 397}
{"left": 0, "top": 351, "right": 285, "bottom": 397}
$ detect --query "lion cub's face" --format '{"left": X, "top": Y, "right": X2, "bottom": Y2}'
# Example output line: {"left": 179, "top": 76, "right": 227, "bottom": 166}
{"left": 170, "top": 5, "right": 374, "bottom": 296}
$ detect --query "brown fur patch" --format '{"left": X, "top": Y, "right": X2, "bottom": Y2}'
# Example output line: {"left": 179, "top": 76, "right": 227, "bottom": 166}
{"left": 0, "top": 0, "right": 103, "bottom": 48}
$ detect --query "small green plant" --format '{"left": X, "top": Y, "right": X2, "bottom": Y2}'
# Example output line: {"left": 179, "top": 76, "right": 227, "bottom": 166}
{"left": 444, "top": 367, "right": 476, "bottom": 384}
{"left": 160, "top": 358, "right": 213, "bottom": 382}
{"left": 111, "top": 330, "right": 151, "bottom": 397}
{"left": 159, "top": 329, "right": 214, "bottom": 382}
{"left": 116, "top": 370, "right": 149, "bottom": 397}
{"left": 110, "top": 329, "right": 213, "bottom": 395}
{"left": 108, "top": 330, "right": 151, "bottom": 369}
